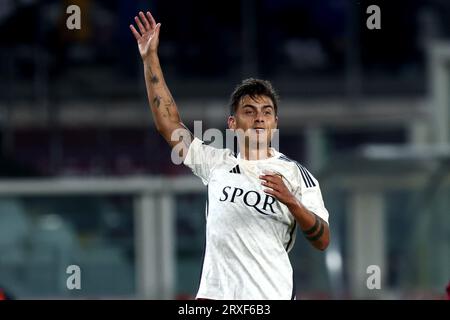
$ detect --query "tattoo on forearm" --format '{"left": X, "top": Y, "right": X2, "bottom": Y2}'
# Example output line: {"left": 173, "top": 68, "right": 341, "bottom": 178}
{"left": 164, "top": 98, "right": 174, "bottom": 107}
{"left": 303, "top": 215, "right": 320, "bottom": 235}
{"left": 152, "top": 95, "right": 161, "bottom": 109}
{"left": 148, "top": 66, "right": 159, "bottom": 84}
{"left": 151, "top": 75, "right": 159, "bottom": 84}
{"left": 303, "top": 214, "right": 325, "bottom": 242}
{"left": 306, "top": 222, "right": 324, "bottom": 242}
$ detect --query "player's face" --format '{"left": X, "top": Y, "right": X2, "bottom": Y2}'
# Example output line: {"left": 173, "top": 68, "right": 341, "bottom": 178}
{"left": 228, "top": 95, "right": 278, "bottom": 149}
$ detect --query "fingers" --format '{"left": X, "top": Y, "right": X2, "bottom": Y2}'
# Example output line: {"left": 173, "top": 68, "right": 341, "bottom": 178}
{"left": 260, "top": 173, "right": 286, "bottom": 194}
{"left": 139, "top": 11, "right": 151, "bottom": 30}
{"left": 134, "top": 15, "right": 146, "bottom": 34}
{"left": 132, "top": 11, "right": 158, "bottom": 37}
{"left": 155, "top": 23, "right": 161, "bottom": 37}
{"left": 147, "top": 11, "right": 157, "bottom": 29}
{"left": 260, "top": 174, "right": 282, "bottom": 184}
{"left": 260, "top": 179, "right": 281, "bottom": 193}
{"left": 129, "top": 25, "right": 141, "bottom": 40}
{"left": 263, "top": 188, "right": 279, "bottom": 198}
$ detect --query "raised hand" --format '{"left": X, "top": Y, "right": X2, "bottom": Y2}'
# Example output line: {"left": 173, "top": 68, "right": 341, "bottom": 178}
{"left": 129, "top": 11, "right": 161, "bottom": 61}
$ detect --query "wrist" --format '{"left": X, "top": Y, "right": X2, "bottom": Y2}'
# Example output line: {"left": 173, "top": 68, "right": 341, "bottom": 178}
{"left": 285, "top": 196, "right": 300, "bottom": 211}
{"left": 142, "top": 51, "right": 159, "bottom": 65}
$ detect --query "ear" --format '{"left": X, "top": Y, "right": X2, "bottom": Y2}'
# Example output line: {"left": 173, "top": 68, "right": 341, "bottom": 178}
{"left": 274, "top": 115, "right": 278, "bottom": 128}
{"left": 228, "top": 116, "right": 236, "bottom": 130}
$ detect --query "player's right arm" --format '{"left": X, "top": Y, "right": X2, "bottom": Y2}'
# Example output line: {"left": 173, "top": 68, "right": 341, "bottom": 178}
{"left": 130, "top": 11, "right": 192, "bottom": 158}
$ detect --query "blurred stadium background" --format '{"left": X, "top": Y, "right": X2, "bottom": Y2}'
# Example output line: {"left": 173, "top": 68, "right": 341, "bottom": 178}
{"left": 0, "top": 0, "right": 449, "bottom": 299}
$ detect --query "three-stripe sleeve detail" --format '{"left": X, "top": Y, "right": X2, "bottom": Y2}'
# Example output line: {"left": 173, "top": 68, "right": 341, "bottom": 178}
{"left": 278, "top": 155, "right": 316, "bottom": 188}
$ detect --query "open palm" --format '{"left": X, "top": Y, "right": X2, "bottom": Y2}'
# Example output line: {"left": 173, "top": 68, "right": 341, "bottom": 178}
{"left": 130, "top": 11, "right": 161, "bottom": 60}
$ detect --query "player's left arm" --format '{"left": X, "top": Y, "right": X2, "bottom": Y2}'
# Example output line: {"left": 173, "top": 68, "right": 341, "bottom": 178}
{"left": 260, "top": 173, "right": 330, "bottom": 251}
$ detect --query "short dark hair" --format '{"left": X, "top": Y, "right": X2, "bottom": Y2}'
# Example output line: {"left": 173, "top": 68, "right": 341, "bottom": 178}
{"left": 229, "top": 78, "right": 279, "bottom": 115}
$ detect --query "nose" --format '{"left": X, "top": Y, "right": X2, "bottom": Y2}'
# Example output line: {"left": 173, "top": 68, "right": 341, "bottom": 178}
{"left": 254, "top": 111, "right": 265, "bottom": 124}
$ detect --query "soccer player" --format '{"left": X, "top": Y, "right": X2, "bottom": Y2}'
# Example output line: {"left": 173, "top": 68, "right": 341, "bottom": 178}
{"left": 130, "top": 11, "right": 330, "bottom": 300}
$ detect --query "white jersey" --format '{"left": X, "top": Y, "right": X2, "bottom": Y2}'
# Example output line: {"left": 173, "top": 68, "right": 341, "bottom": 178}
{"left": 183, "top": 137, "right": 329, "bottom": 300}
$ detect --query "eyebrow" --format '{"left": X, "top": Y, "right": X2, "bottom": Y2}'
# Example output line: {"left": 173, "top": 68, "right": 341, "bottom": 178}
{"left": 242, "top": 104, "right": 274, "bottom": 110}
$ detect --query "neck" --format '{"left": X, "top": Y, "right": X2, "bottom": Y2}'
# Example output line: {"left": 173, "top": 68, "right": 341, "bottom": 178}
{"left": 241, "top": 147, "right": 272, "bottom": 161}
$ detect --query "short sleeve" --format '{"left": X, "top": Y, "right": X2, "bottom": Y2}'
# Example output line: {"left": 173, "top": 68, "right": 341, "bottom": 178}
{"left": 294, "top": 166, "right": 329, "bottom": 225}
{"left": 183, "top": 137, "right": 228, "bottom": 185}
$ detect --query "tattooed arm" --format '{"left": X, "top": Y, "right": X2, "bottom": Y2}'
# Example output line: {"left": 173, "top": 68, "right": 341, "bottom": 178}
{"left": 260, "top": 173, "right": 330, "bottom": 251}
{"left": 291, "top": 205, "right": 330, "bottom": 251}
{"left": 130, "top": 11, "right": 192, "bottom": 153}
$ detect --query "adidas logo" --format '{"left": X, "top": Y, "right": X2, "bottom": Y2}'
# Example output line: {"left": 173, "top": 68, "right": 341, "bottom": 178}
{"left": 229, "top": 165, "right": 241, "bottom": 174}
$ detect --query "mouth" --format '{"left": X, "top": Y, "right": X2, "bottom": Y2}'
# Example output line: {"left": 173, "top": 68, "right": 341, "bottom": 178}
{"left": 252, "top": 128, "right": 266, "bottom": 134}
